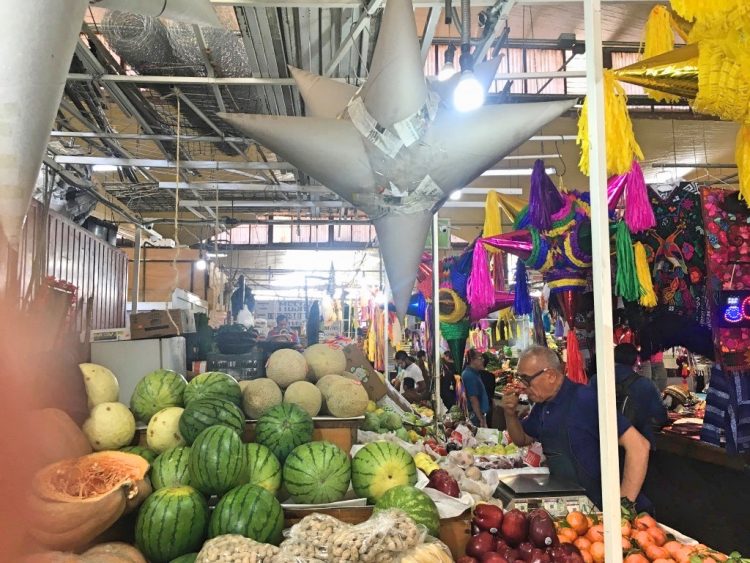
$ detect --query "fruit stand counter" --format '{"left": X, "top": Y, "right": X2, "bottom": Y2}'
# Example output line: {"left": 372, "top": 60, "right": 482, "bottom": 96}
{"left": 283, "top": 506, "right": 471, "bottom": 560}
{"left": 643, "top": 432, "right": 750, "bottom": 554}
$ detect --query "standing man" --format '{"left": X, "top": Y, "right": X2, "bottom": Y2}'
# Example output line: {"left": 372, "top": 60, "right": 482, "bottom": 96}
{"left": 501, "top": 345, "right": 652, "bottom": 512}
{"left": 394, "top": 351, "right": 426, "bottom": 396}
{"left": 462, "top": 349, "right": 490, "bottom": 428}
{"left": 440, "top": 351, "right": 457, "bottom": 410}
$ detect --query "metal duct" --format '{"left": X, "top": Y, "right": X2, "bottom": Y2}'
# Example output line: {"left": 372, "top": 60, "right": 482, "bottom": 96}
{"left": 101, "top": 11, "right": 183, "bottom": 74}
{"left": 165, "top": 22, "right": 252, "bottom": 78}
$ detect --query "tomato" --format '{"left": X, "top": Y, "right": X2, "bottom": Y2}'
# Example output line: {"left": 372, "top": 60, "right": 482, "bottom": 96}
{"left": 559, "top": 528, "right": 579, "bottom": 543}
{"left": 634, "top": 513, "right": 657, "bottom": 531}
{"left": 664, "top": 541, "right": 683, "bottom": 557}
{"left": 581, "top": 550, "right": 594, "bottom": 563}
{"left": 585, "top": 524, "right": 604, "bottom": 543}
{"left": 647, "top": 526, "right": 667, "bottom": 547}
{"left": 632, "top": 530, "right": 654, "bottom": 549}
{"left": 645, "top": 544, "right": 671, "bottom": 560}
{"left": 566, "top": 511, "right": 589, "bottom": 536}
{"left": 621, "top": 519, "right": 632, "bottom": 537}
{"left": 574, "top": 537, "right": 592, "bottom": 552}
{"left": 590, "top": 541, "right": 605, "bottom": 563}
{"left": 623, "top": 553, "right": 649, "bottom": 563}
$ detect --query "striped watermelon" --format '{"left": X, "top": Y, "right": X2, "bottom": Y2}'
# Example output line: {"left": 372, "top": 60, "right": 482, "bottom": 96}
{"left": 240, "top": 443, "right": 281, "bottom": 494}
{"left": 283, "top": 441, "right": 351, "bottom": 504}
{"left": 178, "top": 398, "right": 245, "bottom": 444}
{"left": 169, "top": 554, "right": 197, "bottom": 563}
{"left": 151, "top": 446, "right": 191, "bottom": 489}
{"left": 135, "top": 486, "right": 208, "bottom": 563}
{"left": 184, "top": 372, "right": 242, "bottom": 407}
{"left": 255, "top": 403, "right": 313, "bottom": 463}
{"left": 374, "top": 485, "right": 440, "bottom": 536}
{"left": 188, "top": 425, "right": 244, "bottom": 495}
{"left": 120, "top": 445, "right": 158, "bottom": 464}
{"left": 351, "top": 442, "right": 417, "bottom": 503}
{"left": 208, "top": 484, "right": 283, "bottom": 545}
{"left": 131, "top": 369, "right": 187, "bottom": 422}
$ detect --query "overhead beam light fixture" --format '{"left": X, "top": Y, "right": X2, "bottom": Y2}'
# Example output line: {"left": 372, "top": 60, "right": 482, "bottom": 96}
{"left": 449, "top": 189, "right": 462, "bottom": 200}
{"left": 453, "top": 0, "right": 485, "bottom": 112}
{"left": 438, "top": 43, "right": 457, "bottom": 82}
{"left": 481, "top": 167, "right": 558, "bottom": 177}
{"left": 92, "top": 164, "right": 119, "bottom": 172}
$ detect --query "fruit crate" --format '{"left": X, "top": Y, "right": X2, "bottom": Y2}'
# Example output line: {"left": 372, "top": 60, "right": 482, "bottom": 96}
{"left": 206, "top": 347, "right": 265, "bottom": 381}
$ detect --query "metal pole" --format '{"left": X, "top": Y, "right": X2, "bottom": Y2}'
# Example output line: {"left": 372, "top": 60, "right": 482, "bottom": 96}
{"left": 583, "top": 0, "right": 622, "bottom": 561}
{"left": 131, "top": 228, "right": 142, "bottom": 315}
{"left": 432, "top": 212, "right": 442, "bottom": 416}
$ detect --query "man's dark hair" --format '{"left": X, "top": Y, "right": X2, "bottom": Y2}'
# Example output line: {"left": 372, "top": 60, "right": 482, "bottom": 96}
{"left": 394, "top": 350, "right": 410, "bottom": 362}
{"left": 403, "top": 377, "right": 416, "bottom": 390}
{"left": 614, "top": 343, "right": 639, "bottom": 367}
{"left": 276, "top": 314, "right": 288, "bottom": 324}
{"left": 466, "top": 348, "right": 483, "bottom": 363}
{"left": 416, "top": 350, "right": 427, "bottom": 360}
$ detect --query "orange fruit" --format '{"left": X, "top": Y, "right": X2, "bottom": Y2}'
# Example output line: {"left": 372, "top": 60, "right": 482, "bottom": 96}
{"left": 634, "top": 513, "right": 657, "bottom": 530}
{"left": 621, "top": 519, "right": 632, "bottom": 537}
{"left": 559, "top": 528, "right": 579, "bottom": 543}
{"left": 647, "top": 526, "right": 668, "bottom": 546}
{"left": 633, "top": 530, "right": 654, "bottom": 548}
{"left": 645, "top": 544, "right": 671, "bottom": 560}
{"left": 585, "top": 524, "right": 604, "bottom": 543}
{"left": 652, "top": 559, "right": 677, "bottom": 563}
{"left": 586, "top": 515, "right": 595, "bottom": 528}
{"left": 566, "top": 511, "right": 589, "bottom": 536}
{"left": 624, "top": 554, "right": 649, "bottom": 563}
{"left": 622, "top": 536, "right": 634, "bottom": 550}
{"left": 590, "top": 541, "right": 605, "bottom": 563}
{"left": 574, "top": 537, "right": 592, "bottom": 551}
{"left": 581, "top": 550, "right": 594, "bottom": 563}
{"left": 664, "top": 541, "right": 683, "bottom": 557}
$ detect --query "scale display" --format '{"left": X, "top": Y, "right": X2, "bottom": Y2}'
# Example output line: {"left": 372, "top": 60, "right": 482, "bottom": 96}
{"left": 718, "top": 290, "right": 750, "bottom": 328}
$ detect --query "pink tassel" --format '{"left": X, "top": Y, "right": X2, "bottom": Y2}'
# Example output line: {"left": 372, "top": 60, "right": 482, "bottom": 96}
{"left": 467, "top": 241, "right": 495, "bottom": 319}
{"left": 624, "top": 160, "right": 656, "bottom": 233}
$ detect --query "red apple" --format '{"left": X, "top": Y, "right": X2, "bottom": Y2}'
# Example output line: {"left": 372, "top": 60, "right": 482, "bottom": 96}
{"left": 481, "top": 554, "right": 510, "bottom": 563}
{"left": 518, "top": 542, "right": 534, "bottom": 562}
{"left": 500, "top": 509, "right": 529, "bottom": 547}
{"left": 457, "top": 557, "right": 479, "bottom": 563}
{"left": 529, "top": 548, "right": 551, "bottom": 563}
{"left": 473, "top": 504, "right": 504, "bottom": 533}
{"left": 466, "top": 531, "right": 497, "bottom": 558}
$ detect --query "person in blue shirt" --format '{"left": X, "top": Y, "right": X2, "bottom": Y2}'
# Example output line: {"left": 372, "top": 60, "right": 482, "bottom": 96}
{"left": 501, "top": 345, "right": 652, "bottom": 513}
{"left": 590, "top": 343, "right": 668, "bottom": 449}
{"left": 462, "top": 349, "right": 490, "bottom": 428}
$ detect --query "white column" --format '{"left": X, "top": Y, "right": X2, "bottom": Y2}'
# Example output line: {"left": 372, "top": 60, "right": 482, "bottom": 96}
{"left": 383, "top": 270, "right": 390, "bottom": 382}
{"left": 432, "top": 212, "right": 442, "bottom": 415}
{"left": 583, "top": 1, "right": 623, "bottom": 561}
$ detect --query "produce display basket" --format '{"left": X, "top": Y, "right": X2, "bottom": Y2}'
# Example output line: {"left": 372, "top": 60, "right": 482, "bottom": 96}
{"left": 215, "top": 331, "right": 256, "bottom": 355}
{"left": 206, "top": 347, "right": 265, "bottom": 381}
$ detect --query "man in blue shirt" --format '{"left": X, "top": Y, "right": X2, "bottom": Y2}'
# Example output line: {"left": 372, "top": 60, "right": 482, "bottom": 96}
{"left": 462, "top": 349, "right": 490, "bottom": 428}
{"left": 590, "top": 343, "right": 668, "bottom": 449}
{"left": 501, "top": 345, "right": 651, "bottom": 512}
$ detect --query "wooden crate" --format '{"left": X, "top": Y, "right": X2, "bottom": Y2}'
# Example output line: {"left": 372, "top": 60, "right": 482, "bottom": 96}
{"left": 283, "top": 506, "right": 471, "bottom": 560}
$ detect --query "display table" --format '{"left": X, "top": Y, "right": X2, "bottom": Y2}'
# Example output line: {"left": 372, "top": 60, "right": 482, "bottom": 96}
{"left": 283, "top": 506, "right": 471, "bottom": 560}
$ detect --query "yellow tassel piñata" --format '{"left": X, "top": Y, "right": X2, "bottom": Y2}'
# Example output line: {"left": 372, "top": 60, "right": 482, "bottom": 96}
{"left": 642, "top": 5, "right": 680, "bottom": 103}
{"left": 736, "top": 124, "right": 750, "bottom": 205}
{"left": 577, "top": 70, "right": 644, "bottom": 177}
{"left": 482, "top": 191, "right": 502, "bottom": 247}
{"left": 634, "top": 242, "right": 658, "bottom": 308}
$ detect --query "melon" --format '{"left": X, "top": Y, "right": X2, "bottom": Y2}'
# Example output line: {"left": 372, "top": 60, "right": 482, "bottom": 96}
{"left": 208, "top": 484, "right": 284, "bottom": 545}
{"left": 255, "top": 403, "right": 313, "bottom": 463}
{"left": 351, "top": 442, "right": 417, "bottom": 503}
{"left": 323, "top": 380, "right": 369, "bottom": 418}
{"left": 265, "top": 349, "right": 308, "bottom": 389}
{"left": 374, "top": 485, "right": 440, "bottom": 536}
{"left": 184, "top": 372, "right": 242, "bottom": 407}
{"left": 315, "top": 374, "right": 347, "bottom": 397}
{"left": 283, "top": 381, "right": 322, "bottom": 417}
{"left": 120, "top": 445, "right": 158, "bottom": 465}
{"left": 79, "top": 363, "right": 119, "bottom": 409}
{"left": 178, "top": 398, "right": 245, "bottom": 445}
{"left": 188, "top": 425, "right": 244, "bottom": 495}
{"left": 151, "top": 446, "right": 191, "bottom": 489}
{"left": 131, "top": 370, "right": 187, "bottom": 423}
{"left": 283, "top": 441, "right": 351, "bottom": 504}
{"left": 135, "top": 486, "right": 208, "bottom": 563}
{"left": 147, "top": 407, "right": 186, "bottom": 453}
{"left": 303, "top": 344, "right": 347, "bottom": 381}
{"left": 82, "top": 402, "right": 136, "bottom": 451}
{"left": 240, "top": 443, "right": 281, "bottom": 494}
{"left": 241, "top": 378, "right": 282, "bottom": 419}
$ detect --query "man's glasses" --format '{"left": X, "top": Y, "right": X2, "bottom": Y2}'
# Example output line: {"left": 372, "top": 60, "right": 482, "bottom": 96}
{"left": 517, "top": 367, "right": 549, "bottom": 387}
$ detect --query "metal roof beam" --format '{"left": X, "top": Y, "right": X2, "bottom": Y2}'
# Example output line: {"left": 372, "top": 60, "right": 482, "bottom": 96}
{"left": 54, "top": 156, "right": 296, "bottom": 170}
{"left": 420, "top": 6, "right": 442, "bottom": 63}
{"left": 212, "top": 0, "right": 658, "bottom": 7}
{"left": 323, "top": 0, "right": 384, "bottom": 76}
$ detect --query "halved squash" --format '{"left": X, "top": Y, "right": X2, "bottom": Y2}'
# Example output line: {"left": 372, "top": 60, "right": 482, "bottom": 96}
{"left": 27, "top": 409, "right": 92, "bottom": 470}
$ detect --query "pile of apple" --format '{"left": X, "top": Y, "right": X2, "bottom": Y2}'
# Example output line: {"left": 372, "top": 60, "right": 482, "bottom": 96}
{"left": 459, "top": 505, "right": 585, "bottom": 563}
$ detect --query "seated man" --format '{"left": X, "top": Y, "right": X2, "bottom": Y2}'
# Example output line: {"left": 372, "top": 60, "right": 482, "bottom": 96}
{"left": 394, "top": 351, "right": 426, "bottom": 396}
{"left": 266, "top": 314, "right": 300, "bottom": 345}
{"left": 502, "top": 345, "right": 652, "bottom": 512}
{"left": 401, "top": 377, "right": 423, "bottom": 404}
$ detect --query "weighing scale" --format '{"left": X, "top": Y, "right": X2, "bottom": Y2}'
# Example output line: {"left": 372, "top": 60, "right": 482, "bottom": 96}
{"left": 494, "top": 473, "right": 594, "bottom": 518}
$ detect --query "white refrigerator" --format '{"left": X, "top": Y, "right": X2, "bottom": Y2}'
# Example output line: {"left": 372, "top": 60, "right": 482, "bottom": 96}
{"left": 91, "top": 337, "right": 186, "bottom": 407}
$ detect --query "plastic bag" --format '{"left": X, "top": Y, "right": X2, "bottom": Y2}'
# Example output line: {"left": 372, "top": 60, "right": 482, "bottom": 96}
{"left": 353, "top": 433, "right": 423, "bottom": 457}
{"left": 196, "top": 534, "right": 280, "bottom": 562}
{"left": 327, "top": 509, "right": 425, "bottom": 562}
{"left": 390, "top": 536, "right": 454, "bottom": 563}
{"left": 273, "top": 539, "right": 328, "bottom": 563}
{"left": 283, "top": 513, "right": 350, "bottom": 560}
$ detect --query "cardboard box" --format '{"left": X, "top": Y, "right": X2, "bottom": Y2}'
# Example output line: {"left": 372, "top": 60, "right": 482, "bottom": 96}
{"left": 130, "top": 309, "right": 196, "bottom": 340}
{"left": 90, "top": 328, "right": 131, "bottom": 343}
{"left": 342, "top": 344, "right": 387, "bottom": 401}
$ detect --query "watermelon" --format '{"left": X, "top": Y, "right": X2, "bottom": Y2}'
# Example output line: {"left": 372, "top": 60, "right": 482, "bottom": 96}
{"left": 131, "top": 370, "right": 187, "bottom": 422}
{"left": 169, "top": 554, "right": 197, "bottom": 563}
{"left": 120, "top": 445, "right": 158, "bottom": 464}
{"left": 255, "top": 403, "right": 314, "bottom": 463}
{"left": 151, "top": 446, "right": 191, "bottom": 489}
{"left": 374, "top": 485, "right": 440, "bottom": 536}
{"left": 178, "top": 398, "right": 245, "bottom": 444}
{"left": 135, "top": 486, "right": 208, "bottom": 563}
{"left": 184, "top": 372, "right": 242, "bottom": 407}
{"left": 240, "top": 443, "right": 281, "bottom": 494}
{"left": 351, "top": 442, "right": 417, "bottom": 503}
{"left": 283, "top": 441, "right": 351, "bottom": 504}
{"left": 208, "top": 484, "right": 284, "bottom": 545}
{"left": 188, "top": 425, "right": 244, "bottom": 495}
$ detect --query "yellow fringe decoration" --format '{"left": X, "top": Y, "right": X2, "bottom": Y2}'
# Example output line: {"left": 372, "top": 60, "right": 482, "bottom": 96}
{"left": 671, "top": 0, "right": 750, "bottom": 37}
{"left": 642, "top": 6, "right": 680, "bottom": 103}
{"left": 736, "top": 124, "right": 750, "bottom": 205}
{"left": 577, "top": 70, "right": 644, "bottom": 177}
{"left": 634, "top": 242, "right": 658, "bottom": 308}
{"left": 693, "top": 36, "right": 750, "bottom": 124}
{"left": 482, "top": 191, "right": 502, "bottom": 252}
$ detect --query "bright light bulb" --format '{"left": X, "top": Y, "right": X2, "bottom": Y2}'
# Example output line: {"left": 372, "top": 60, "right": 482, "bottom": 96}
{"left": 437, "top": 62, "right": 456, "bottom": 81}
{"left": 450, "top": 190, "right": 462, "bottom": 200}
{"left": 92, "top": 164, "right": 119, "bottom": 172}
{"left": 453, "top": 72, "right": 485, "bottom": 112}
{"left": 195, "top": 258, "right": 207, "bottom": 271}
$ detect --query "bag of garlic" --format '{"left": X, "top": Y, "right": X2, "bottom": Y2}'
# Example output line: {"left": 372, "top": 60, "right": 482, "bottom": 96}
{"left": 281, "top": 513, "right": 351, "bottom": 561}
{"left": 392, "top": 537, "right": 454, "bottom": 563}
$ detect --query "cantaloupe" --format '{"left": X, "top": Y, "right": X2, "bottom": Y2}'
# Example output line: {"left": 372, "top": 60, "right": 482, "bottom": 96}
{"left": 315, "top": 374, "right": 347, "bottom": 397}
{"left": 322, "top": 380, "right": 369, "bottom": 418}
{"left": 283, "top": 381, "right": 322, "bottom": 417}
{"left": 242, "top": 378, "right": 283, "bottom": 419}
{"left": 303, "top": 344, "right": 346, "bottom": 381}
{"left": 265, "top": 349, "right": 308, "bottom": 389}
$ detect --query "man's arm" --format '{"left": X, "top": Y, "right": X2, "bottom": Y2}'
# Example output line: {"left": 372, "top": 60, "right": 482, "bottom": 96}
{"left": 469, "top": 395, "right": 487, "bottom": 428}
{"left": 618, "top": 426, "right": 650, "bottom": 502}
{"left": 500, "top": 393, "right": 534, "bottom": 446}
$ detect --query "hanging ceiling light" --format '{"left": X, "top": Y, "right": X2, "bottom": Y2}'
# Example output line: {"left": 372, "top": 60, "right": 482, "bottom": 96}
{"left": 438, "top": 43, "right": 457, "bottom": 81}
{"left": 453, "top": 0, "right": 484, "bottom": 112}
{"left": 449, "top": 189, "right": 462, "bottom": 200}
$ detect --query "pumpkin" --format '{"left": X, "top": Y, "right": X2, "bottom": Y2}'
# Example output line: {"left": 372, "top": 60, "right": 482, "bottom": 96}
{"left": 27, "top": 409, "right": 92, "bottom": 470}
{"left": 23, "top": 543, "right": 146, "bottom": 563}
{"left": 28, "top": 452, "right": 149, "bottom": 551}
{"left": 124, "top": 478, "right": 152, "bottom": 514}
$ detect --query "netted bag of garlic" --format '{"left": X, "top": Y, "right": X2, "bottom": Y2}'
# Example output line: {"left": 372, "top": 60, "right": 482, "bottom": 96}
{"left": 196, "top": 534, "right": 281, "bottom": 563}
